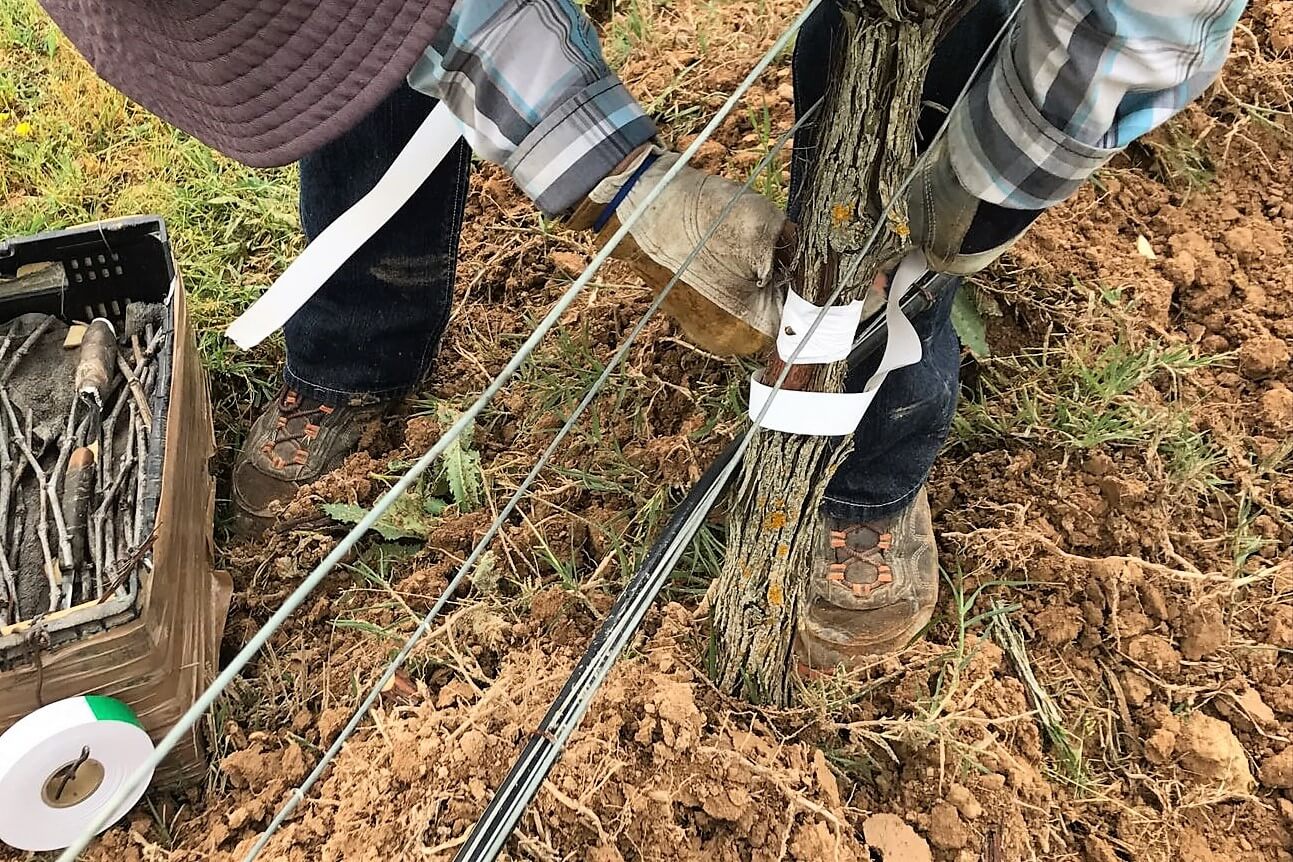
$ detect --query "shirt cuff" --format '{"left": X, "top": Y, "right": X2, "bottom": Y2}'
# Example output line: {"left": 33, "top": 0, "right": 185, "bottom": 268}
{"left": 407, "top": 0, "right": 657, "bottom": 217}
{"left": 947, "top": 42, "right": 1118, "bottom": 211}
{"left": 507, "top": 76, "right": 657, "bottom": 215}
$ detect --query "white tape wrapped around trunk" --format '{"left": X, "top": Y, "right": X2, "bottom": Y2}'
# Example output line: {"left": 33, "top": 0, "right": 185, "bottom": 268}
{"left": 749, "top": 252, "right": 928, "bottom": 435}
{"left": 226, "top": 102, "right": 464, "bottom": 349}
{"left": 776, "top": 291, "right": 864, "bottom": 364}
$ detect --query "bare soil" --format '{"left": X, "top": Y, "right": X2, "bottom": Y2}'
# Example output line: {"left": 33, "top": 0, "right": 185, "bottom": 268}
{"left": 16, "top": 2, "right": 1293, "bottom": 861}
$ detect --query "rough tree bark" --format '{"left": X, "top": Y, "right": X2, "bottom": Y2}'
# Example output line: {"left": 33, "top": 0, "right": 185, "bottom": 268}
{"left": 711, "top": 0, "right": 960, "bottom": 706}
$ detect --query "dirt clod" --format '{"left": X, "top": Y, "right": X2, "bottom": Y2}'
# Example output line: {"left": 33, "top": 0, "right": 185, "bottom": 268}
{"left": 927, "top": 801, "right": 968, "bottom": 850}
{"left": 1085, "top": 836, "right": 1121, "bottom": 862}
{"left": 1268, "top": 606, "right": 1293, "bottom": 649}
{"left": 1145, "top": 727, "right": 1178, "bottom": 764}
{"left": 1259, "top": 746, "right": 1293, "bottom": 789}
{"left": 1126, "top": 633, "right": 1182, "bottom": 673}
{"left": 219, "top": 747, "right": 276, "bottom": 792}
{"left": 1259, "top": 382, "right": 1293, "bottom": 430}
{"left": 1218, "top": 688, "right": 1278, "bottom": 732}
{"left": 1176, "top": 713, "right": 1255, "bottom": 792}
{"left": 1238, "top": 334, "right": 1291, "bottom": 379}
{"left": 863, "top": 813, "right": 932, "bottom": 862}
{"left": 1180, "top": 603, "right": 1228, "bottom": 660}
{"left": 946, "top": 783, "right": 983, "bottom": 820}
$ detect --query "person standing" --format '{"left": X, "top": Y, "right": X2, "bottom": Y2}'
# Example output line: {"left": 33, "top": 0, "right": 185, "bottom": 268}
{"left": 36, "top": 0, "right": 1244, "bottom": 665}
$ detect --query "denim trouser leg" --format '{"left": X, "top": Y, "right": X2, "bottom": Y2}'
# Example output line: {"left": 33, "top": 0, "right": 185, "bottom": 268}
{"left": 285, "top": 83, "right": 472, "bottom": 406}
{"left": 789, "top": 0, "right": 1011, "bottom": 520}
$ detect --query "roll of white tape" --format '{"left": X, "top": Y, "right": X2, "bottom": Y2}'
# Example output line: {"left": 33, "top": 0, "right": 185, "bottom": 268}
{"left": 0, "top": 696, "right": 155, "bottom": 852}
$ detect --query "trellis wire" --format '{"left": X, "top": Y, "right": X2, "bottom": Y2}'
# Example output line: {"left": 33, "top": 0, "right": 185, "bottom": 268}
{"left": 454, "top": 280, "right": 954, "bottom": 861}
{"left": 50, "top": 0, "right": 1025, "bottom": 855}
{"left": 50, "top": 3, "right": 824, "bottom": 858}
{"left": 241, "top": 98, "right": 823, "bottom": 862}
{"left": 456, "top": 3, "right": 1025, "bottom": 856}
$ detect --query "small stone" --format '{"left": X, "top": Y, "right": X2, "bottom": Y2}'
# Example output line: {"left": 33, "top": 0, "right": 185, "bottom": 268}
{"left": 1260, "top": 746, "right": 1293, "bottom": 789}
{"left": 946, "top": 783, "right": 983, "bottom": 820}
{"left": 1179, "top": 603, "right": 1227, "bottom": 661}
{"left": 863, "top": 813, "right": 931, "bottom": 862}
{"left": 1177, "top": 713, "right": 1255, "bottom": 792}
{"left": 927, "top": 802, "right": 968, "bottom": 850}
{"left": 1144, "top": 728, "right": 1177, "bottom": 764}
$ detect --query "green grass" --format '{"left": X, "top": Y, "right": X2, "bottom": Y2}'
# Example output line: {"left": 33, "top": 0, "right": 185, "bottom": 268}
{"left": 1133, "top": 122, "right": 1216, "bottom": 195}
{"left": 746, "top": 103, "right": 789, "bottom": 207}
{"left": 1, "top": 0, "right": 296, "bottom": 442}
{"left": 990, "top": 601, "right": 1095, "bottom": 793}
{"left": 955, "top": 336, "right": 1229, "bottom": 497}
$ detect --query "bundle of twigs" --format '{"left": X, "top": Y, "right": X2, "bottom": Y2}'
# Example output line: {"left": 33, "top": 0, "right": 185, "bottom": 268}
{"left": 0, "top": 304, "right": 167, "bottom": 626}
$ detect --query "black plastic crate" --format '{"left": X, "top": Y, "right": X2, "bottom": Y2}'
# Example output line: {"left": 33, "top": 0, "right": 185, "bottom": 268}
{"left": 0, "top": 216, "right": 176, "bottom": 660}
{"left": 0, "top": 215, "right": 175, "bottom": 321}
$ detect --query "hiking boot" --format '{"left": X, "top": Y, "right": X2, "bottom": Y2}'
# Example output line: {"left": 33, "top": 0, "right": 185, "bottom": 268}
{"left": 796, "top": 488, "right": 939, "bottom": 667}
{"left": 231, "top": 387, "right": 389, "bottom": 533}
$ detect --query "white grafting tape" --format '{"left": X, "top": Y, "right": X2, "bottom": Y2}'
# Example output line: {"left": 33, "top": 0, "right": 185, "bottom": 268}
{"left": 225, "top": 101, "right": 464, "bottom": 349}
{"left": 0, "top": 696, "right": 155, "bottom": 852}
{"left": 776, "top": 290, "right": 864, "bottom": 364}
{"left": 749, "top": 252, "right": 929, "bottom": 435}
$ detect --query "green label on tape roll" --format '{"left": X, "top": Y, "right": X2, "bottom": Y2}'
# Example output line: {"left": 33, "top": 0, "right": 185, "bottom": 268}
{"left": 84, "top": 696, "right": 142, "bottom": 728}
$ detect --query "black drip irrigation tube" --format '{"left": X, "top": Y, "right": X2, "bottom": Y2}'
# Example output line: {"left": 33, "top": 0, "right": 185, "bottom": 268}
{"left": 454, "top": 274, "right": 958, "bottom": 862}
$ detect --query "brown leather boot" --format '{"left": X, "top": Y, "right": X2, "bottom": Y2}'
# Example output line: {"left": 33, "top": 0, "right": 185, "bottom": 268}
{"left": 231, "top": 387, "right": 390, "bottom": 534}
{"left": 796, "top": 488, "right": 939, "bottom": 667}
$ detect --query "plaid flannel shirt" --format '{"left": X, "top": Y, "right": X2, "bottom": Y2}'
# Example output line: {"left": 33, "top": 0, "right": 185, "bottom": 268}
{"left": 409, "top": 0, "right": 1244, "bottom": 216}
{"left": 950, "top": 0, "right": 1246, "bottom": 209}
{"left": 407, "top": 0, "right": 657, "bottom": 215}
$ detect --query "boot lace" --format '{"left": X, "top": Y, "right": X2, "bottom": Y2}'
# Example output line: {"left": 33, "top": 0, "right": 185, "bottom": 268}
{"left": 259, "top": 389, "right": 335, "bottom": 469}
{"left": 826, "top": 522, "right": 894, "bottom": 598}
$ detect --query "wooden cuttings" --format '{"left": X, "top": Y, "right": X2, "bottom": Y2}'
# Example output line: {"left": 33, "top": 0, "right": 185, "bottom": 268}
{"left": 0, "top": 308, "right": 165, "bottom": 625}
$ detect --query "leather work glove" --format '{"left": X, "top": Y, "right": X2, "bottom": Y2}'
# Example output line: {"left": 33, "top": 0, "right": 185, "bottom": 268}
{"left": 906, "top": 136, "right": 1043, "bottom": 275}
{"left": 568, "top": 146, "right": 789, "bottom": 357}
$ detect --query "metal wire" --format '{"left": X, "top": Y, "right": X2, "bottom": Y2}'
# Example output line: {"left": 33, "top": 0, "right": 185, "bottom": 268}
{"left": 240, "top": 98, "right": 823, "bottom": 862}
{"left": 51, "top": 9, "right": 821, "bottom": 859}
{"left": 455, "top": 3, "right": 1025, "bottom": 856}
{"left": 51, "top": 1, "right": 1019, "bottom": 856}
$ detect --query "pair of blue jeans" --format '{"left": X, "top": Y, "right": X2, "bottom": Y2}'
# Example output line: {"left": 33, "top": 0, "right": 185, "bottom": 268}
{"left": 286, "top": 0, "right": 1009, "bottom": 520}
